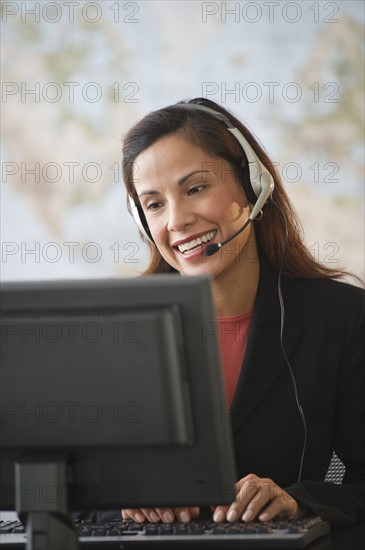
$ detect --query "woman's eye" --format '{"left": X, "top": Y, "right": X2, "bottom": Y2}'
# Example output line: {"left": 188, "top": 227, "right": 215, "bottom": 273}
{"left": 188, "top": 185, "right": 205, "bottom": 195}
{"left": 146, "top": 201, "right": 162, "bottom": 211}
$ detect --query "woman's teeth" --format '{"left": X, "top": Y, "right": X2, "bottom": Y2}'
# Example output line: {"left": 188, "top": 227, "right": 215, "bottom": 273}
{"left": 177, "top": 231, "right": 215, "bottom": 254}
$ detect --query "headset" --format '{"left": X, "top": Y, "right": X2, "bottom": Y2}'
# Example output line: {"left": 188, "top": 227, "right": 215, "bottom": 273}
{"left": 128, "top": 101, "right": 275, "bottom": 250}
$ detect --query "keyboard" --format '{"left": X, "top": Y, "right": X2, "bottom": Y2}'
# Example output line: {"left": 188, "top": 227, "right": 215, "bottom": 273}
{"left": 0, "top": 513, "right": 330, "bottom": 549}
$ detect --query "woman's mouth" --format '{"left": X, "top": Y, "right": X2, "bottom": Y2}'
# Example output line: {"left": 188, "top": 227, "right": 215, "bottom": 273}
{"left": 175, "top": 230, "right": 216, "bottom": 256}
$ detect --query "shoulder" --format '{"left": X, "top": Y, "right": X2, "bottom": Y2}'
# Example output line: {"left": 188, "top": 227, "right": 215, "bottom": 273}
{"left": 287, "top": 275, "right": 364, "bottom": 297}
{"left": 285, "top": 275, "right": 364, "bottom": 319}
{"left": 258, "top": 258, "right": 364, "bottom": 321}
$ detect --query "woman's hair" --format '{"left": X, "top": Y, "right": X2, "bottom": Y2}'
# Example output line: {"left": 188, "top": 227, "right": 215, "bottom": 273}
{"left": 122, "top": 97, "right": 349, "bottom": 280}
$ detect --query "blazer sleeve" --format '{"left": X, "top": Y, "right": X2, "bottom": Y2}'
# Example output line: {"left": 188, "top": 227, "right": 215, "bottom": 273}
{"left": 285, "top": 287, "right": 365, "bottom": 526}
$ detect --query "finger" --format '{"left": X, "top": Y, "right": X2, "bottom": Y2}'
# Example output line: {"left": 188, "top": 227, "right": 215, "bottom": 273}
{"left": 212, "top": 505, "right": 230, "bottom": 523}
{"left": 240, "top": 481, "right": 278, "bottom": 522}
{"left": 212, "top": 476, "right": 254, "bottom": 522}
{"left": 226, "top": 480, "right": 261, "bottom": 522}
{"left": 154, "top": 507, "right": 175, "bottom": 523}
{"left": 188, "top": 507, "right": 200, "bottom": 519}
{"left": 258, "top": 493, "right": 299, "bottom": 522}
{"left": 216, "top": 475, "right": 257, "bottom": 522}
{"left": 121, "top": 508, "right": 146, "bottom": 522}
{"left": 141, "top": 508, "right": 160, "bottom": 523}
{"left": 172, "top": 507, "right": 191, "bottom": 523}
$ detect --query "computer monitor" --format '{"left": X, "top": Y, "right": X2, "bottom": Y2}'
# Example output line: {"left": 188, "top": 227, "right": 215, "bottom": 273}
{"left": 0, "top": 275, "right": 237, "bottom": 548}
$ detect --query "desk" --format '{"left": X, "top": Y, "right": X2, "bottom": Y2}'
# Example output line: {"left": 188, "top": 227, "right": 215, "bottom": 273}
{"left": 308, "top": 524, "right": 365, "bottom": 550}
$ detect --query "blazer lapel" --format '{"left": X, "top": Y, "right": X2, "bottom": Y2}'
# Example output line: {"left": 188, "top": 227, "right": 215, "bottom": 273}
{"left": 230, "top": 259, "right": 301, "bottom": 431}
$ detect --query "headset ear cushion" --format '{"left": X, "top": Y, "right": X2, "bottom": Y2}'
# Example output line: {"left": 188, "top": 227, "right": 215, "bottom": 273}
{"left": 137, "top": 205, "right": 153, "bottom": 241}
{"left": 241, "top": 162, "right": 258, "bottom": 204}
{"left": 137, "top": 205, "right": 153, "bottom": 242}
{"left": 129, "top": 194, "right": 154, "bottom": 242}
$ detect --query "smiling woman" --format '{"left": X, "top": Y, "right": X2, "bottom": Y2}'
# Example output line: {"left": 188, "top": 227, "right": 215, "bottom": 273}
{"left": 133, "top": 135, "right": 254, "bottom": 287}
{"left": 120, "top": 98, "right": 365, "bottom": 527}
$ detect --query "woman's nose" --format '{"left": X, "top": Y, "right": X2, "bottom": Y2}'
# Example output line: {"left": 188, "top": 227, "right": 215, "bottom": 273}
{"left": 167, "top": 201, "right": 196, "bottom": 232}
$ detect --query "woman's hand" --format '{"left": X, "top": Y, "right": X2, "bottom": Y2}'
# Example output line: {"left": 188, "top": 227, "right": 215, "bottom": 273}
{"left": 121, "top": 506, "right": 200, "bottom": 524}
{"left": 212, "top": 474, "right": 300, "bottom": 523}
{"left": 121, "top": 474, "right": 300, "bottom": 524}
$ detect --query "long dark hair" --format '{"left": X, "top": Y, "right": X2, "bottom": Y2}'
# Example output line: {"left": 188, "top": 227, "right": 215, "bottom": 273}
{"left": 122, "top": 98, "right": 349, "bottom": 279}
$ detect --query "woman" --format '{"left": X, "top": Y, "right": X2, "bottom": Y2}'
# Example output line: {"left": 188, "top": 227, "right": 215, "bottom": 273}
{"left": 121, "top": 98, "right": 364, "bottom": 526}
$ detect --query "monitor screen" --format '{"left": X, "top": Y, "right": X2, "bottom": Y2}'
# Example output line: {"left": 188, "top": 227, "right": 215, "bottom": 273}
{"left": 0, "top": 275, "right": 237, "bottom": 513}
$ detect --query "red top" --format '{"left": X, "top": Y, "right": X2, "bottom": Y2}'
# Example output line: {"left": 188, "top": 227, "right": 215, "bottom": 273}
{"left": 217, "top": 310, "right": 253, "bottom": 407}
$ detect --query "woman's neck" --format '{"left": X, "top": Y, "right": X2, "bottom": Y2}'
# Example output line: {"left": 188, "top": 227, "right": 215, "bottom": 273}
{"left": 212, "top": 239, "right": 260, "bottom": 317}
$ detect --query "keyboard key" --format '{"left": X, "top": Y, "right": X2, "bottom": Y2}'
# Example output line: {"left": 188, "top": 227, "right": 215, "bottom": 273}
{"left": 0, "top": 521, "right": 18, "bottom": 534}
{"left": 90, "top": 528, "right": 106, "bottom": 536}
{"left": 212, "top": 525, "right": 226, "bottom": 534}
{"left": 144, "top": 525, "right": 159, "bottom": 536}
{"left": 159, "top": 526, "right": 173, "bottom": 535}
{"left": 106, "top": 527, "right": 122, "bottom": 536}
{"left": 188, "top": 526, "right": 204, "bottom": 535}
{"left": 242, "top": 526, "right": 257, "bottom": 534}
{"left": 257, "top": 526, "right": 272, "bottom": 534}
{"left": 128, "top": 522, "right": 145, "bottom": 531}
{"left": 174, "top": 525, "right": 189, "bottom": 535}
{"left": 227, "top": 525, "right": 241, "bottom": 534}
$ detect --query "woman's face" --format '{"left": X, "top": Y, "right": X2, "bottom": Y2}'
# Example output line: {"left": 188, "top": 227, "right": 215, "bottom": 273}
{"left": 134, "top": 134, "right": 254, "bottom": 279}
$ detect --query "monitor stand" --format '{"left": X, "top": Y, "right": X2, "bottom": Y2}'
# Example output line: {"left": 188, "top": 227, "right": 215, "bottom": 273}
{"left": 16, "top": 456, "right": 78, "bottom": 550}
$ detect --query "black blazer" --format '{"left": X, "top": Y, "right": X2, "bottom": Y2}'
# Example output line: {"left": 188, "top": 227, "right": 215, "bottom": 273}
{"left": 230, "top": 259, "right": 365, "bottom": 526}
